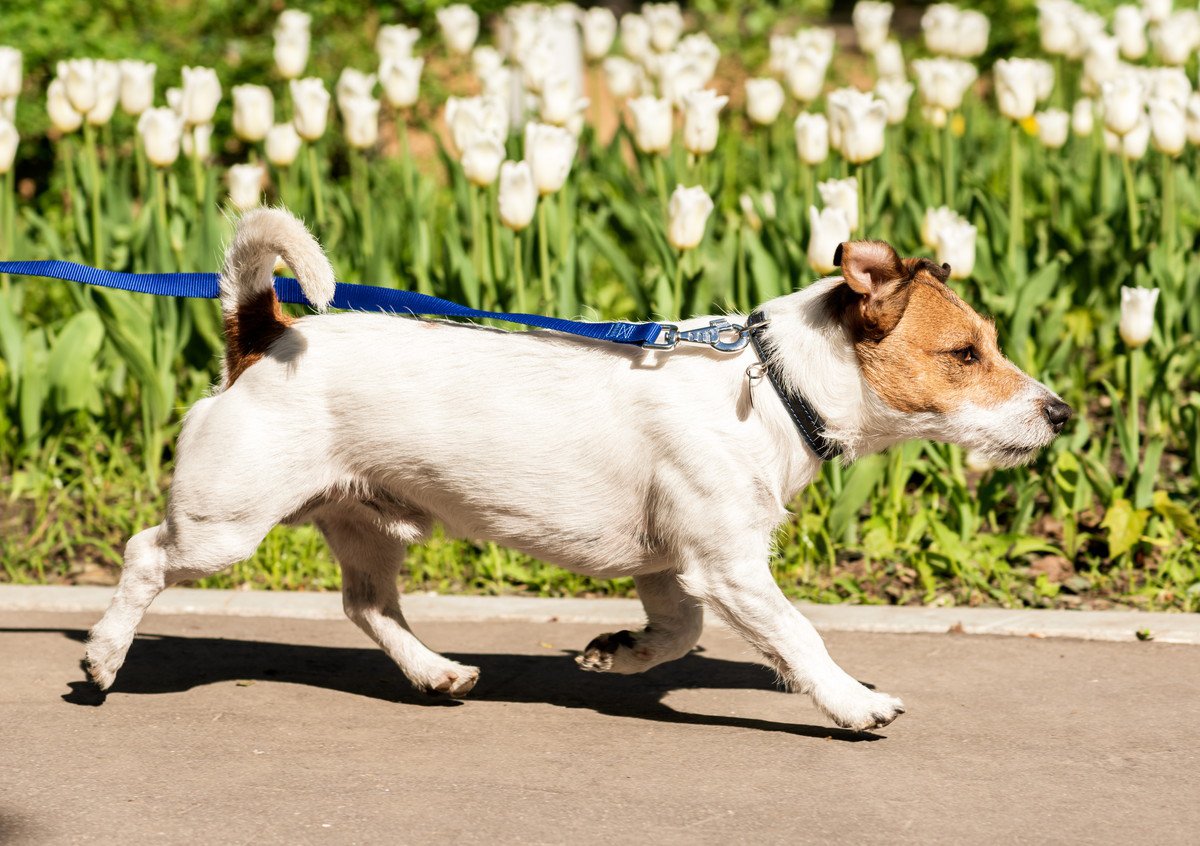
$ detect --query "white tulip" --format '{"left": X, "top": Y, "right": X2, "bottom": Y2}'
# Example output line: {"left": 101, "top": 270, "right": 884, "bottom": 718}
{"left": 603, "top": 56, "right": 643, "bottom": 99}
{"left": 1118, "top": 287, "right": 1159, "bottom": 348}
{"left": 59, "top": 59, "right": 98, "bottom": 114}
{"left": 166, "top": 86, "right": 182, "bottom": 117}
{"left": 922, "top": 105, "right": 948, "bottom": 128}
{"left": 745, "top": 78, "right": 785, "bottom": 126}
{"left": 628, "top": 95, "right": 672, "bottom": 154}
{"left": 498, "top": 160, "right": 537, "bottom": 231}
{"left": 808, "top": 206, "right": 851, "bottom": 275}
{"left": 341, "top": 96, "right": 380, "bottom": 150}
{"left": 853, "top": 1, "right": 894, "bottom": 55}
{"left": 582, "top": 7, "right": 618, "bottom": 60}
{"left": 1186, "top": 93, "right": 1200, "bottom": 145}
{"left": 921, "top": 205, "right": 963, "bottom": 249}
{"left": 913, "top": 58, "right": 976, "bottom": 111}
{"left": 1148, "top": 68, "right": 1191, "bottom": 109}
{"left": 677, "top": 33, "right": 720, "bottom": 82}
{"left": 461, "top": 132, "right": 505, "bottom": 186}
{"left": 232, "top": 84, "right": 273, "bottom": 143}
{"left": 657, "top": 51, "right": 708, "bottom": 107}
{"left": 274, "top": 30, "right": 310, "bottom": 80}
{"left": 1151, "top": 11, "right": 1200, "bottom": 66}
{"left": 619, "top": 13, "right": 651, "bottom": 63}
{"left": 934, "top": 219, "right": 977, "bottom": 279}
{"left": 523, "top": 121, "right": 575, "bottom": 195}
{"left": 437, "top": 5, "right": 480, "bottom": 56}
{"left": 47, "top": 78, "right": 82, "bottom": 133}
{"left": 1071, "top": 98, "right": 1095, "bottom": 136}
{"left": 874, "top": 40, "right": 906, "bottom": 80}
{"left": 1037, "top": 0, "right": 1076, "bottom": 56}
{"left": 227, "top": 163, "right": 264, "bottom": 211}
{"left": 539, "top": 73, "right": 588, "bottom": 126}
{"left": 644, "top": 2, "right": 684, "bottom": 53}
{"left": 118, "top": 60, "right": 156, "bottom": 116}
{"left": 794, "top": 112, "right": 830, "bottom": 165}
{"left": 1143, "top": 0, "right": 1172, "bottom": 25}
{"left": 376, "top": 24, "right": 420, "bottom": 62}
{"left": 818, "top": 177, "right": 859, "bottom": 232}
{"left": 956, "top": 11, "right": 990, "bottom": 58}
{"left": 1106, "top": 114, "right": 1150, "bottom": 158}
{"left": 137, "top": 107, "right": 183, "bottom": 167}
{"left": 276, "top": 9, "right": 312, "bottom": 36}
{"left": 471, "top": 46, "right": 503, "bottom": 80}
{"left": 1102, "top": 74, "right": 1145, "bottom": 136}
{"left": 86, "top": 60, "right": 120, "bottom": 126}
{"left": 1036, "top": 108, "right": 1070, "bottom": 149}
{"left": 875, "top": 78, "right": 913, "bottom": 125}
{"left": 1114, "top": 6, "right": 1148, "bottom": 61}
{"left": 994, "top": 58, "right": 1042, "bottom": 121}
{"left": 1148, "top": 98, "right": 1186, "bottom": 156}
{"left": 0, "top": 47, "right": 20, "bottom": 100}
{"left": 785, "top": 53, "right": 828, "bottom": 104}
{"left": 265, "top": 122, "right": 302, "bottom": 167}
{"left": 827, "top": 87, "right": 887, "bottom": 164}
{"left": 921, "top": 4, "right": 959, "bottom": 55}
{"left": 1082, "top": 36, "right": 1120, "bottom": 96}
{"left": 291, "top": 77, "right": 330, "bottom": 141}
{"left": 681, "top": 89, "right": 726, "bottom": 156}
{"left": 179, "top": 66, "right": 221, "bottom": 126}
{"left": 182, "top": 123, "right": 212, "bottom": 159}
{"left": 0, "top": 119, "right": 17, "bottom": 175}
{"left": 666, "top": 184, "right": 713, "bottom": 251}
{"left": 336, "top": 68, "right": 376, "bottom": 113}
{"left": 796, "top": 28, "right": 837, "bottom": 68}
{"left": 446, "top": 95, "right": 510, "bottom": 156}
{"left": 380, "top": 56, "right": 424, "bottom": 110}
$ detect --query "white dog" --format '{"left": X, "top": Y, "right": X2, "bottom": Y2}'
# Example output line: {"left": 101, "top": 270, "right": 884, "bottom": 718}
{"left": 86, "top": 209, "right": 1070, "bottom": 731}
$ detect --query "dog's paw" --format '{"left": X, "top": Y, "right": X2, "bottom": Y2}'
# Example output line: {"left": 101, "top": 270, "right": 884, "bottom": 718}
{"left": 575, "top": 630, "right": 655, "bottom": 675}
{"left": 423, "top": 663, "right": 480, "bottom": 698}
{"left": 815, "top": 681, "right": 906, "bottom": 732}
{"left": 84, "top": 640, "right": 123, "bottom": 691}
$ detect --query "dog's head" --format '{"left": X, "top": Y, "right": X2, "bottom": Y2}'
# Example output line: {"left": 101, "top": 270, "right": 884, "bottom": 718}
{"left": 823, "top": 240, "right": 1070, "bottom": 467}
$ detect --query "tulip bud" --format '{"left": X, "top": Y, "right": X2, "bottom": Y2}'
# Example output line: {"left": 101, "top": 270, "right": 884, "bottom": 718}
{"left": 1114, "top": 5, "right": 1148, "bottom": 61}
{"left": 1186, "top": 93, "right": 1200, "bottom": 145}
{"left": 277, "top": 9, "right": 312, "bottom": 36}
{"left": 1081, "top": 36, "right": 1120, "bottom": 96}
{"left": 265, "top": 122, "right": 302, "bottom": 167}
{"left": 875, "top": 78, "right": 914, "bottom": 125}
{"left": 913, "top": 58, "right": 976, "bottom": 112}
{"left": 934, "top": 219, "right": 977, "bottom": 280}
{"left": 681, "top": 89, "right": 727, "bottom": 156}
{"left": 341, "top": 96, "right": 380, "bottom": 150}
{"left": 827, "top": 88, "right": 887, "bottom": 164}
{"left": 86, "top": 60, "right": 121, "bottom": 126}
{"left": 793, "top": 112, "right": 830, "bottom": 165}
{"left": 336, "top": 68, "right": 377, "bottom": 114}
{"left": 1105, "top": 115, "right": 1150, "bottom": 159}
{"left": 808, "top": 206, "right": 851, "bottom": 275}
{"left": 955, "top": 10, "right": 990, "bottom": 58}
{"left": 0, "top": 47, "right": 20, "bottom": 101}
{"left": 179, "top": 66, "right": 221, "bottom": 126}
{"left": 461, "top": 132, "right": 505, "bottom": 187}
{"left": 1036, "top": 108, "right": 1069, "bottom": 149}
{"left": 376, "top": 24, "right": 420, "bottom": 63}
{"left": 853, "top": 1, "right": 894, "bottom": 55}
{"left": 274, "top": 30, "right": 310, "bottom": 80}
{"left": 1148, "top": 68, "right": 1191, "bottom": 109}
{"left": 994, "top": 58, "right": 1042, "bottom": 121}
{"left": 1143, "top": 0, "right": 1171, "bottom": 25}
{"left": 182, "top": 123, "right": 212, "bottom": 160}
{"left": 628, "top": 95, "right": 672, "bottom": 154}
{"left": 0, "top": 119, "right": 17, "bottom": 175}
{"left": 1151, "top": 11, "right": 1200, "bottom": 66}
{"left": 582, "top": 7, "right": 618, "bottom": 60}
{"left": 232, "top": 84, "right": 274, "bottom": 143}
{"left": 817, "top": 177, "right": 859, "bottom": 233}
{"left": 1118, "top": 286, "right": 1159, "bottom": 348}
{"left": 118, "top": 60, "right": 156, "bottom": 116}
{"left": 437, "top": 5, "right": 480, "bottom": 56}
{"left": 644, "top": 3, "right": 684, "bottom": 53}
{"left": 745, "top": 78, "right": 785, "bottom": 126}
{"left": 921, "top": 205, "right": 963, "bottom": 249}
{"left": 137, "top": 106, "right": 183, "bottom": 167}
{"left": 523, "top": 121, "right": 575, "bottom": 195}
{"left": 227, "top": 163, "right": 264, "bottom": 211}
{"left": 785, "top": 54, "right": 828, "bottom": 104}
{"left": 677, "top": 33, "right": 721, "bottom": 83}
{"left": 446, "top": 95, "right": 510, "bottom": 157}
{"left": 666, "top": 184, "right": 714, "bottom": 251}
{"left": 539, "top": 73, "right": 588, "bottom": 127}
{"left": 498, "top": 160, "right": 537, "bottom": 231}
{"left": 59, "top": 59, "right": 98, "bottom": 114}
{"left": 603, "top": 57, "right": 643, "bottom": 100}
{"left": 47, "top": 78, "right": 83, "bottom": 134}
{"left": 874, "top": 40, "right": 906, "bottom": 81}
{"left": 1102, "top": 74, "right": 1145, "bottom": 136}
{"left": 291, "top": 77, "right": 330, "bottom": 141}
{"left": 657, "top": 51, "right": 709, "bottom": 108}
{"left": 1148, "top": 98, "right": 1185, "bottom": 156}
{"left": 1071, "top": 98, "right": 1095, "bottom": 136}
{"left": 1037, "top": 0, "right": 1076, "bottom": 56}
{"left": 380, "top": 56, "right": 424, "bottom": 110}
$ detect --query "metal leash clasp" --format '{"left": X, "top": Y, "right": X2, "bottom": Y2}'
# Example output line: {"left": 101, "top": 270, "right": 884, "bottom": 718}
{"left": 642, "top": 318, "right": 749, "bottom": 353}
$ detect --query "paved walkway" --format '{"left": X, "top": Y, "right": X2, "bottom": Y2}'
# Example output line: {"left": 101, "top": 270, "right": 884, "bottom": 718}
{"left": 2, "top": 609, "right": 1197, "bottom": 844}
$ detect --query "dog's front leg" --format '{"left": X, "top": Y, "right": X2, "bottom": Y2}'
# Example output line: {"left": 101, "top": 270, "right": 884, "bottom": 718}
{"left": 680, "top": 558, "right": 905, "bottom": 731}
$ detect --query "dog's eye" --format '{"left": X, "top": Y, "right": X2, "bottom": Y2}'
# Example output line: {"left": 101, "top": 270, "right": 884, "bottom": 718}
{"left": 951, "top": 346, "right": 977, "bottom": 364}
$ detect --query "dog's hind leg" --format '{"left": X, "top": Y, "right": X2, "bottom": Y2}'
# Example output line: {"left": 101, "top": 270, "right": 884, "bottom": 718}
{"left": 576, "top": 571, "right": 704, "bottom": 674}
{"left": 318, "top": 513, "right": 480, "bottom": 697}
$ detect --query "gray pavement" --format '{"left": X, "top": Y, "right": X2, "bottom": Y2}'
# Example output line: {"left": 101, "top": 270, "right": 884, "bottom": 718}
{"left": 2, "top": 609, "right": 1198, "bottom": 845}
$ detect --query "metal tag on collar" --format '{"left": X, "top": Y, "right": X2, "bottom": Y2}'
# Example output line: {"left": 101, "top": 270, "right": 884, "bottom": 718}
{"left": 642, "top": 318, "right": 749, "bottom": 353}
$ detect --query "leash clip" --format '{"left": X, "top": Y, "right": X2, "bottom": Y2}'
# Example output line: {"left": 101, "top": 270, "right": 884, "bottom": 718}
{"left": 643, "top": 319, "right": 749, "bottom": 353}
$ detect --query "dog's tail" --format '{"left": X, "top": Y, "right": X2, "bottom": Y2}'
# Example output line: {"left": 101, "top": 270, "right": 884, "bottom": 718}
{"left": 218, "top": 208, "right": 335, "bottom": 386}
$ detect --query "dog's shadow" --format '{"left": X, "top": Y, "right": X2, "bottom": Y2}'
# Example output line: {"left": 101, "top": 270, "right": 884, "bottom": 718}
{"left": 6, "top": 627, "right": 883, "bottom": 742}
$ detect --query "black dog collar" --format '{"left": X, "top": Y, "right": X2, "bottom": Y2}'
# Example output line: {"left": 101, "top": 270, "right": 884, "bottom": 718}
{"left": 746, "top": 311, "right": 843, "bottom": 462}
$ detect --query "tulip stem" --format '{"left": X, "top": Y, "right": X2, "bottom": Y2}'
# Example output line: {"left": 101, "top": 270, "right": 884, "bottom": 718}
{"left": 1161, "top": 154, "right": 1176, "bottom": 255}
{"left": 489, "top": 183, "right": 503, "bottom": 298}
{"left": 856, "top": 164, "right": 868, "bottom": 236}
{"left": 1008, "top": 124, "right": 1023, "bottom": 276}
{"left": 359, "top": 153, "right": 374, "bottom": 263}
{"left": 307, "top": 143, "right": 325, "bottom": 227}
{"left": 2, "top": 169, "right": 13, "bottom": 261}
{"left": 1127, "top": 347, "right": 1140, "bottom": 461}
{"left": 942, "top": 120, "right": 954, "bottom": 208}
{"left": 399, "top": 115, "right": 414, "bottom": 202}
{"left": 652, "top": 155, "right": 668, "bottom": 209}
{"left": 513, "top": 231, "right": 527, "bottom": 313}
{"left": 154, "top": 167, "right": 173, "bottom": 272}
{"left": 82, "top": 122, "right": 103, "bottom": 266}
{"left": 469, "top": 183, "right": 484, "bottom": 290}
{"left": 538, "top": 200, "right": 552, "bottom": 313}
{"left": 1121, "top": 153, "right": 1140, "bottom": 251}
{"left": 673, "top": 251, "right": 685, "bottom": 318}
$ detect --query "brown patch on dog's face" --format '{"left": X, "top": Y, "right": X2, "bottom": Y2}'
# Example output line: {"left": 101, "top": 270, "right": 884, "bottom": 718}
{"left": 223, "top": 289, "right": 293, "bottom": 387}
{"left": 830, "top": 241, "right": 1026, "bottom": 415}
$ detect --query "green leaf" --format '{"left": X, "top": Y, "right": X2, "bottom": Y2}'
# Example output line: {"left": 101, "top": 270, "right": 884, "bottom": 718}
{"left": 46, "top": 311, "right": 105, "bottom": 413}
{"left": 1100, "top": 497, "right": 1149, "bottom": 559}
{"left": 828, "top": 454, "right": 887, "bottom": 540}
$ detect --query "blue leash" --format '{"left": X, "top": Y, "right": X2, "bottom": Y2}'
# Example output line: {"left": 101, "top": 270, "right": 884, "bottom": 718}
{"left": 0, "top": 259, "right": 750, "bottom": 353}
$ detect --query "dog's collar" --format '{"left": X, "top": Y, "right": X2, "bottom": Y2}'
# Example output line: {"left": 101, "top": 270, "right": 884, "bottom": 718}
{"left": 746, "top": 311, "right": 843, "bottom": 463}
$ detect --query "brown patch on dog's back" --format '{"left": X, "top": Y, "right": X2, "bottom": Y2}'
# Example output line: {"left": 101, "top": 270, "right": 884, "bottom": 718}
{"left": 224, "top": 289, "right": 293, "bottom": 387}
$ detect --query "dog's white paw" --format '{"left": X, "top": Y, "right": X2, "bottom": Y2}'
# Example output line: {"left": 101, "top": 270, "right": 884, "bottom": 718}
{"left": 421, "top": 662, "right": 480, "bottom": 698}
{"left": 814, "top": 679, "right": 906, "bottom": 731}
{"left": 84, "top": 636, "right": 127, "bottom": 691}
{"left": 575, "top": 630, "right": 656, "bottom": 675}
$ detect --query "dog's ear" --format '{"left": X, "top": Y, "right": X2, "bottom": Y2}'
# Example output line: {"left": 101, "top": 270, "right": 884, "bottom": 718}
{"left": 830, "top": 240, "right": 913, "bottom": 341}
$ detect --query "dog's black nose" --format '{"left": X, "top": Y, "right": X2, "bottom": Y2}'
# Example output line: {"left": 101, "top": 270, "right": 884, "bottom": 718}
{"left": 1043, "top": 399, "right": 1072, "bottom": 432}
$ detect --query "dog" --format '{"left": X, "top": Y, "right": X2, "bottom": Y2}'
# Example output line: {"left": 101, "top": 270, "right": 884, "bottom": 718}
{"left": 85, "top": 208, "right": 1070, "bottom": 731}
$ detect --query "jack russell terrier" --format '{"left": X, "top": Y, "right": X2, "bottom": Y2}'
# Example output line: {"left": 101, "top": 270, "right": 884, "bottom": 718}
{"left": 85, "top": 209, "right": 1070, "bottom": 731}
